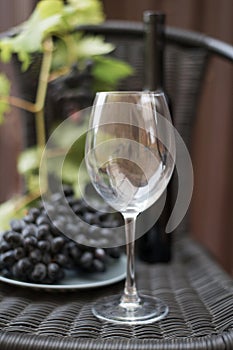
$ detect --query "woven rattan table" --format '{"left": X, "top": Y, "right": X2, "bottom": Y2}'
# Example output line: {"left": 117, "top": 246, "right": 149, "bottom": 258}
{"left": 0, "top": 236, "right": 232, "bottom": 350}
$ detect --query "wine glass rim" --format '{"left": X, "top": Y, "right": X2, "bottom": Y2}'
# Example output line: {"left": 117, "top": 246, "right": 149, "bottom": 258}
{"left": 96, "top": 91, "right": 165, "bottom": 96}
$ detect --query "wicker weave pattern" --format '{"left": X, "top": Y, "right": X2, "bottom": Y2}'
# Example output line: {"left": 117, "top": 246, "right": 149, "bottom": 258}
{"left": 0, "top": 237, "right": 232, "bottom": 349}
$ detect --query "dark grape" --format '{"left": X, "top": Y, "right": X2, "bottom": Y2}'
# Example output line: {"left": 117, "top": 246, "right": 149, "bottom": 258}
{"left": 83, "top": 212, "right": 95, "bottom": 224}
{"left": 23, "top": 214, "right": 35, "bottom": 224}
{"left": 108, "top": 219, "right": 120, "bottom": 228}
{"left": 41, "top": 253, "right": 51, "bottom": 265}
{"left": 31, "top": 263, "right": 47, "bottom": 282}
{"left": 48, "top": 262, "right": 62, "bottom": 282}
{"left": 1, "top": 251, "right": 15, "bottom": 266}
{"left": 66, "top": 223, "right": 78, "bottom": 236}
{"left": 1, "top": 268, "right": 12, "bottom": 278}
{"left": 72, "top": 203, "right": 83, "bottom": 214}
{"left": 94, "top": 248, "right": 106, "bottom": 261}
{"left": 36, "top": 224, "right": 50, "bottom": 240}
{"left": 28, "top": 208, "right": 40, "bottom": 220}
{"left": 0, "top": 241, "right": 11, "bottom": 253}
{"left": 51, "top": 218, "right": 66, "bottom": 233}
{"left": 38, "top": 240, "right": 50, "bottom": 252}
{"left": 2, "top": 231, "right": 10, "bottom": 240}
{"left": 80, "top": 251, "right": 93, "bottom": 270}
{"left": 10, "top": 219, "right": 25, "bottom": 232}
{"left": 13, "top": 258, "right": 33, "bottom": 278}
{"left": 54, "top": 254, "right": 69, "bottom": 268}
{"left": 0, "top": 256, "right": 3, "bottom": 270}
{"left": 51, "top": 237, "right": 65, "bottom": 253}
{"left": 4, "top": 231, "right": 22, "bottom": 247}
{"left": 63, "top": 185, "right": 74, "bottom": 197}
{"left": 14, "top": 247, "right": 25, "bottom": 260}
{"left": 50, "top": 193, "right": 63, "bottom": 203}
{"left": 93, "top": 259, "right": 106, "bottom": 272}
{"left": 100, "top": 228, "right": 112, "bottom": 236}
{"left": 30, "top": 249, "right": 42, "bottom": 263}
{"left": 22, "top": 224, "right": 37, "bottom": 238}
{"left": 46, "top": 205, "right": 56, "bottom": 217}
{"left": 106, "top": 247, "right": 121, "bottom": 259}
{"left": 68, "top": 243, "right": 82, "bottom": 262}
{"left": 24, "top": 236, "right": 37, "bottom": 250}
{"left": 36, "top": 215, "right": 50, "bottom": 226}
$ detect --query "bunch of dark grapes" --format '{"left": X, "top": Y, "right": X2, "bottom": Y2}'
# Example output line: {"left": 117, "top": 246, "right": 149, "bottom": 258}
{"left": 0, "top": 185, "right": 122, "bottom": 284}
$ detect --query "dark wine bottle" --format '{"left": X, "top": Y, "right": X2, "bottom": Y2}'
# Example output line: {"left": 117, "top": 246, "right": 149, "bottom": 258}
{"left": 137, "top": 11, "right": 173, "bottom": 263}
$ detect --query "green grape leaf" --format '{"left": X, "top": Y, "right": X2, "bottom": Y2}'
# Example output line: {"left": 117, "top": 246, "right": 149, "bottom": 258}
{"left": 26, "top": 174, "right": 40, "bottom": 194}
{"left": 92, "top": 56, "right": 134, "bottom": 91}
{"left": 51, "top": 38, "right": 69, "bottom": 70}
{"left": 0, "top": 0, "right": 105, "bottom": 71}
{"left": 17, "top": 51, "right": 31, "bottom": 71}
{"left": 0, "top": 1, "right": 65, "bottom": 70}
{"left": 51, "top": 34, "right": 114, "bottom": 71}
{"left": 36, "top": 0, "right": 63, "bottom": 19}
{"left": 17, "top": 147, "right": 40, "bottom": 175}
{"left": 17, "top": 147, "right": 43, "bottom": 193}
{"left": 0, "top": 73, "right": 11, "bottom": 123}
{"left": 0, "top": 39, "right": 13, "bottom": 63}
{"left": 51, "top": 34, "right": 80, "bottom": 70}
{"left": 74, "top": 36, "right": 114, "bottom": 58}
{"left": 0, "top": 73, "right": 11, "bottom": 94}
{"left": 64, "top": 0, "right": 104, "bottom": 27}
{"left": 11, "top": 13, "right": 64, "bottom": 54}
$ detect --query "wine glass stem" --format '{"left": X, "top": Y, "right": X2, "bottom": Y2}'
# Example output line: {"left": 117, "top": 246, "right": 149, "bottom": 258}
{"left": 120, "top": 214, "right": 141, "bottom": 308}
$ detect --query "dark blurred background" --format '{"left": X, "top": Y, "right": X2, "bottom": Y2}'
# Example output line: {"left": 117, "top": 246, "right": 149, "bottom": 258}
{"left": 0, "top": 0, "right": 232, "bottom": 274}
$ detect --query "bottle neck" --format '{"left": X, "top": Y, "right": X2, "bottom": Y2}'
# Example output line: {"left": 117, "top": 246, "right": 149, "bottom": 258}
{"left": 143, "top": 12, "right": 165, "bottom": 91}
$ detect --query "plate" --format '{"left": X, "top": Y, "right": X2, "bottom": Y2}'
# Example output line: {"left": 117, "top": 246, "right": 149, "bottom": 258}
{"left": 0, "top": 255, "right": 126, "bottom": 291}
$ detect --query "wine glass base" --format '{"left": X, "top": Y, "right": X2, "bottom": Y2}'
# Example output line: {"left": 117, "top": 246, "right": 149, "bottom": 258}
{"left": 92, "top": 294, "right": 169, "bottom": 325}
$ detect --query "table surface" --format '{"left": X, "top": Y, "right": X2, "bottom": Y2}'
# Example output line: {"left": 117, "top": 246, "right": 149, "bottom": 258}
{"left": 0, "top": 236, "right": 232, "bottom": 350}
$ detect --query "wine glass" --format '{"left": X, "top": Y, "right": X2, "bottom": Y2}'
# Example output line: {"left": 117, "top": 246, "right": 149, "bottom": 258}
{"left": 85, "top": 91, "right": 175, "bottom": 324}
